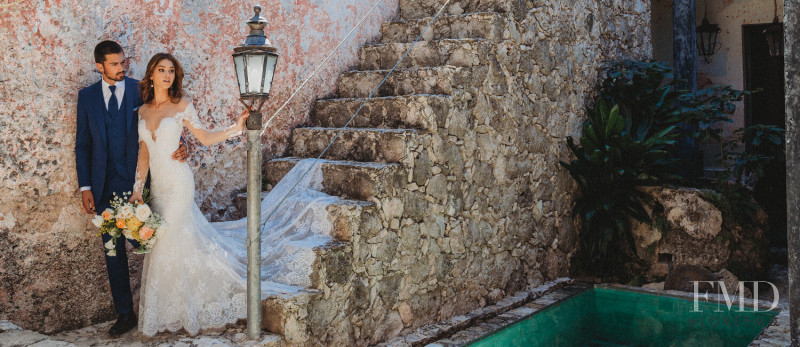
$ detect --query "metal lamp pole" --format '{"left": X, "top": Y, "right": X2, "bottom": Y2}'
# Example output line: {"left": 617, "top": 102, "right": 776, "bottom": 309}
{"left": 232, "top": 5, "right": 279, "bottom": 340}
{"left": 245, "top": 108, "right": 262, "bottom": 340}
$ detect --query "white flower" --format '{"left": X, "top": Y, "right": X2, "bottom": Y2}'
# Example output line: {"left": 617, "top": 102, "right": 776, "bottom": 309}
{"left": 104, "top": 239, "right": 115, "bottom": 250}
{"left": 135, "top": 204, "right": 152, "bottom": 221}
{"left": 122, "top": 229, "right": 134, "bottom": 240}
{"left": 107, "top": 249, "right": 117, "bottom": 257}
{"left": 92, "top": 215, "right": 104, "bottom": 228}
{"left": 117, "top": 205, "right": 135, "bottom": 219}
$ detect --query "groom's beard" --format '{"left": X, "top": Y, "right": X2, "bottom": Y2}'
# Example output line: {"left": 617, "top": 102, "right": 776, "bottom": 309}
{"left": 105, "top": 71, "right": 125, "bottom": 82}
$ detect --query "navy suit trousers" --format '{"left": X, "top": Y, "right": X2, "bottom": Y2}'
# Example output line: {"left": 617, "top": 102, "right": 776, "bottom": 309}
{"left": 97, "top": 179, "right": 141, "bottom": 315}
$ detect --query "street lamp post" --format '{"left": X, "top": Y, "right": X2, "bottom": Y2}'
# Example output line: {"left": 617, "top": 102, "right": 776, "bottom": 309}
{"left": 232, "top": 5, "right": 279, "bottom": 340}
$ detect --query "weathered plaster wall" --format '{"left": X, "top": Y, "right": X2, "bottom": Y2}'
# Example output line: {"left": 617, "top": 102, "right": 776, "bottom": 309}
{"left": 0, "top": 0, "right": 397, "bottom": 333}
{"left": 651, "top": 0, "right": 784, "bottom": 168}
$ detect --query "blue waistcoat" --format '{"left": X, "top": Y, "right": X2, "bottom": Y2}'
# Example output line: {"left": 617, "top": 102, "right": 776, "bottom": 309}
{"left": 103, "top": 106, "right": 129, "bottom": 197}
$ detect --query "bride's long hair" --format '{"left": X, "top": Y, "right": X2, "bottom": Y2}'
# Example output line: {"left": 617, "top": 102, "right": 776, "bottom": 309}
{"left": 139, "top": 52, "right": 184, "bottom": 104}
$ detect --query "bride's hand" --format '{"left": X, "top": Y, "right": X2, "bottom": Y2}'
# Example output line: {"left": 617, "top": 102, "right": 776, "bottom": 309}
{"left": 129, "top": 192, "right": 144, "bottom": 205}
{"left": 236, "top": 110, "right": 250, "bottom": 132}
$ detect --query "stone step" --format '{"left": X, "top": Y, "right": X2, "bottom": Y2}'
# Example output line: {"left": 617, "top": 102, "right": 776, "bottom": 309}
{"left": 380, "top": 12, "right": 514, "bottom": 43}
{"left": 265, "top": 157, "right": 406, "bottom": 201}
{"left": 261, "top": 241, "right": 353, "bottom": 343}
{"left": 232, "top": 194, "right": 373, "bottom": 243}
{"left": 261, "top": 290, "right": 320, "bottom": 344}
{"left": 311, "top": 95, "right": 452, "bottom": 131}
{"left": 398, "top": 0, "right": 512, "bottom": 20}
{"left": 337, "top": 66, "right": 468, "bottom": 98}
{"left": 360, "top": 39, "right": 492, "bottom": 70}
{"left": 291, "top": 127, "right": 423, "bottom": 163}
{"left": 325, "top": 199, "right": 375, "bottom": 242}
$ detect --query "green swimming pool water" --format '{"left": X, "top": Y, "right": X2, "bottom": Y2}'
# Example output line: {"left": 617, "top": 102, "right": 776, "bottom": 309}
{"left": 470, "top": 287, "right": 778, "bottom": 347}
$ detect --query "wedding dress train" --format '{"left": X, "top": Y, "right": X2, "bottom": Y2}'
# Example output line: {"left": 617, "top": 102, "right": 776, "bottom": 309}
{"left": 137, "top": 102, "right": 338, "bottom": 336}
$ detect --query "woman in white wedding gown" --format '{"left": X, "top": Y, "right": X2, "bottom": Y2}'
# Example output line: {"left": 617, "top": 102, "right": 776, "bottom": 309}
{"left": 130, "top": 53, "right": 339, "bottom": 337}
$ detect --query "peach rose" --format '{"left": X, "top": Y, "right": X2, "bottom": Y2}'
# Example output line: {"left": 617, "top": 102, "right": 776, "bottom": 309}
{"left": 140, "top": 226, "right": 154, "bottom": 240}
{"left": 101, "top": 209, "right": 113, "bottom": 220}
{"left": 116, "top": 219, "right": 126, "bottom": 229}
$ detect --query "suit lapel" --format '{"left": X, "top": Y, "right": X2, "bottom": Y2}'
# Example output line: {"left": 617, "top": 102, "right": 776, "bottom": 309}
{"left": 92, "top": 82, "right": 108, "bottom": 146}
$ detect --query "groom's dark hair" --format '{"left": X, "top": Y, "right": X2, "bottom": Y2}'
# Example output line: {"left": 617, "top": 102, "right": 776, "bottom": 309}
{"left": 94, "top": 41, "right": 124, "bottom": 63}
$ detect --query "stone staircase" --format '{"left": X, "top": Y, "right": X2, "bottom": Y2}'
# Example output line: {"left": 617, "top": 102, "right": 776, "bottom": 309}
{"left": 254, "top": 0, "right": 604, "bottom": 344}
{"left": 257, "top": 2, "right": 524, "bottom": 345}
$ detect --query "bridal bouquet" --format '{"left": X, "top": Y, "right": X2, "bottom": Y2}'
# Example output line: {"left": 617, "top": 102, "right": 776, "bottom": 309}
{"left": 91, "top": 191, "right": 165, "bottom": 256}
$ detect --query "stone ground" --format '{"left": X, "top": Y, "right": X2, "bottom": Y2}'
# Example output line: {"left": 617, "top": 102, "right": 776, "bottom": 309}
{"left": 751, "top": 264, "right": 791, "bottom": 346}
{"left": 0, "top": 266, "right": 791, "bottom": 346}
{"left": 0, "top": 321, "right": 282, "bottom": 347}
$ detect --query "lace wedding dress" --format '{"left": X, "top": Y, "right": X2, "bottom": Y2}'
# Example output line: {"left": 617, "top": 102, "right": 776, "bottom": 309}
{"left": 136, "top": 102, "right": 338, "bottom": 336}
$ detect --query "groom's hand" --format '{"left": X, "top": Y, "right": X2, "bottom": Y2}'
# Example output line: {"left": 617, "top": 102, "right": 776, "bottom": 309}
{"left": 81, "top": 191, "right": 96, "bottom": 214}
{"left": 172, "top": 141, "right": 188, "bottom": 163}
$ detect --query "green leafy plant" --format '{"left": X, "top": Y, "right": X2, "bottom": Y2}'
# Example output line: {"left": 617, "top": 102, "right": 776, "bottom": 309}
{"left": 563, "top": 60, "right": 759, "bottom": 280}
{"left": 730, "top": 124, "right": 785, "bottom": 182}
{"left": 601, "top": 60, "right": 750, "bottom": 163}
{"left": 703, "top": 124, "right": 785, "bottom": 243}
{"left": 561, "top": 102, "right": 680, "bottom": 277}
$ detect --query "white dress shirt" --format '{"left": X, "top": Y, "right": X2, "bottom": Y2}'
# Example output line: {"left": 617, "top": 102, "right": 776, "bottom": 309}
{"left": 101, "top": 78, "right": 125, "bottom": 111}
{"left": 80, "top": 79, "right": 126, "bottom": 193}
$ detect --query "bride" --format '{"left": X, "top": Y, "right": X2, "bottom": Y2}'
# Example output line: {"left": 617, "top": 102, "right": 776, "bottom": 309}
{"left": 129, "top": 52, "right": 339, "bottom": 337}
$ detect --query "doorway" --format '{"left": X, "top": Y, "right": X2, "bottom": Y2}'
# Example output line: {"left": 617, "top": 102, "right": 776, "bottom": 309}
{"left": 742, "top": 23, "right": 787, "bottom": 250}
{"left": 743, "top": 24, "right": 785, "bottom": 128}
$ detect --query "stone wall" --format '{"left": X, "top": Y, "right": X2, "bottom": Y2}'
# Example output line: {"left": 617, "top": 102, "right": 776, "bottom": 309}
{"left": 261, "top": 0, "right": 654, "bottom": 344}
{"left": 0, "top": 0, "right": 398, "bottom": 333}
{"left": 0, "top": 0, "right": 652, "bottom": 339}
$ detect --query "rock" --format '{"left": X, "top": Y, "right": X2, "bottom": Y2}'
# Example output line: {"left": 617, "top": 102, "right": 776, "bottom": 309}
{"left": 642, "top": 282, "right": 664, "bottom": 290}
{"left": 631, "top": 186, "right": 768, "bottom": 280}
{"left": 630, "top": 216, "right": 661, "bottom": 257}
{"left": 487, "top": 288, "right": 504, "bottom": 303}
{"left": 657, "top": 187, "right": 722, "bottom": 240}
{"left": 664, "top": 265, "right": 715, "bottom": 293}
{"left": 714, "top": 269, "right": 739, "bottom": 294}
{"left": 397, "top": 302, "right": 413, "bottom": 325}
{"left": 714, "top": 268, "right": 752, "bottom": 298}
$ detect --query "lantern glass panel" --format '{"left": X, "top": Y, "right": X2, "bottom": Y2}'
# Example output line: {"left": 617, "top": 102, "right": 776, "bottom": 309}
{"left": 245, "top": 53, "right": 265, "bottom": 94}
{"left": 701, "top": 32, "right": 714, "bottom": 55}
{"left": 234, "top": 55, "right": 246, "bottom": 95}
{"left": 262, "top": 54, "right": 277, "bottom": 94}
{"left": 764, "top": 25, "right": 784, "bottom": 57}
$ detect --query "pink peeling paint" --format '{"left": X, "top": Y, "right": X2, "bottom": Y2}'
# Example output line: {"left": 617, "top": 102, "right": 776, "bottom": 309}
{"left": 0, "top": 0, "right": 398, "bottom": 206}
{"left": 0, "top": 0, "right": 397, "bottom": 332}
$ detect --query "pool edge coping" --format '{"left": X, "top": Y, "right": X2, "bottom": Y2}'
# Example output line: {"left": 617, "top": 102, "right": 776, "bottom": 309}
{"left": 407, "top": 281, "right": 782, "bottom": 347}
{"left": 374, "top": 278, "right": 578, "bottom": 347}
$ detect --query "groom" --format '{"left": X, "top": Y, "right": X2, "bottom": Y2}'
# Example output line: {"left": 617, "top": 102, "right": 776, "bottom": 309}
{"left": 74, "top": 40, "right": 187, "bottom": 337}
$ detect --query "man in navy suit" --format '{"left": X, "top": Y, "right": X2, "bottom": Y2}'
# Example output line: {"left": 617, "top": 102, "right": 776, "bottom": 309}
{"left": 75, "top": 41, "right": 187, "bottom": 337}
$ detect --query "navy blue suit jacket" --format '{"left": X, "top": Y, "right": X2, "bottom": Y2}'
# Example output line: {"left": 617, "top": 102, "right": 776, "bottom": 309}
{"left": 75, "top": 77, "right": 143, "bottom": 203}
